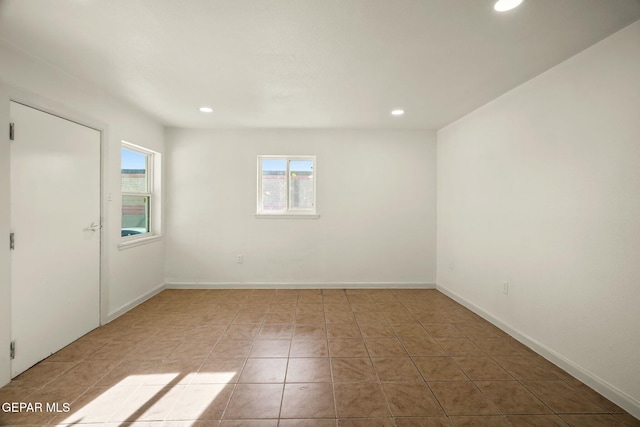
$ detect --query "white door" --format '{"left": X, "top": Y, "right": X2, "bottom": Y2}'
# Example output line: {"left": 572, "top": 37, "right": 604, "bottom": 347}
{"left": 10, "top": 101, "right": 101, "bottom": 377}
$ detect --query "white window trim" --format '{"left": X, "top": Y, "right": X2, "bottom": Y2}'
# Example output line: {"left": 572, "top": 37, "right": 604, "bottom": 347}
{"left": 256, "top": 155, "right": 318, "bottom": 218}
{"left": 120, "top": 141, "right": 162, "bottom": 246}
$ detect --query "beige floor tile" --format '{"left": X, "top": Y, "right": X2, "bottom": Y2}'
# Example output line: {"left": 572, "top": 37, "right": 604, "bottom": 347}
{"left": 296, "top": 312, "right": 326, "bottom": 324}
{"left": 238, "top": 358, "right": 287, "bottom": 383}
{"left": 142, "top": 359, "right": 200, "bottom": 386}
{"left": 210, "top": 340, "right": 253, "bottom": 358}
{"left": 564, "top": 379, "right": 627, "bottom": 413}
{"left": 328, "top": 339, "right": 369, "bottom": 358}
{"left": 421, "top": 323, "right": 464, "bottom": 338}
{"left": 354, "top": 312, "right": 388, "bottom": 324}
{"left": 268, "top": 303, "right": 297, "bottom": 313}
{"left": 248, "top": 339, "right": 291, "bottom": 358}
{"left": 394, "top": 417, "right": 453, "bottom": 426}
{"left": 294, "top": 325, "right": 327, "bottom": 340}
{"left": 322, "top": 295, "right": 349, "bottom": 304}
{"left": 264, "top": 312, "right": 296, "bottom": 323}
{"left": 331, "top": 358, "right": 377, "bottom": 383}
{"left": 325, "top": 311, "right": 357, "bottom": 323}
{"left": 376, "top": 303, "right": 406, "bottom": 312}
{"left": 129, "top": 339, "right": 182, "bottom": 360}
{"left": 286, "top": 358, "right": 332, "bottom": 383}
{"left": 382, "top": 382, "right": 445, "bottom": 417}
{"left": 493, "top": 356, "right": 569, "bottom": 381}
{"left": 111, "top": 384, "right": 185, "bottom": 422}
{"left": 400, "top": 337, "right": 447, "bottom": 357}
{"left": 359, "top": 324, "right": 396, "bottom": 339}
{"left": 471, "top": 337, "right": 528, "bottom": 357}
{"left": 290, "top": 339, "right": 329, "bottom": 357}
{"left": 241, "top": 303, "right": 269, "bottom": 313}
{"left": 559, "top": 414, "right": 628, "bottom": 426}
{"left": 258, "top": 324, "right": 294, "bottom": 339}
{"left": 383, "top": 311, "right": 417, "bottom": 323}
{"left": 54, "top": 360, "right": 118, "bottom": 388}
{"left": 522, "top": 381, "right": 607, "bottom": 413}
{"left": 506, "top": 414, "right": 570, "bottom": 426}
{"left": 281, "top": 383, "right": 336, "bottom": 418}
{"left": 349, "top": 303, "right": 379, "bottom": 312}
{"left": 612, "top": 414, "right": 640, "bottom": 427}
{"left": 436, "top": 338, "right": 486, "bottom": 357}
{"left": 364, "top": 338, "right": 408, "bottom": 357}
{"left": 60, "top": 385, "right": 138, "bottom": 424}
{"left": 194, "top": 358, "right": 246, "bottom": 384}
{"left": 454, "top": 322, "right": 502, "bottom": 339}
{"left": 297, "top": 295, "right": 324, "bottom": 305}
{"left": 297, "top": 303, "right": 324, "bottom": 313}
{"left": 47, "top": 339, "right": 108, "bottom": 362}
{"left": 326, "top": 323, "right": 362, "bottom": 339}
{"left": 339, "top": 418, "right": 395, "bottom": 426}
{"left": 7, "top": 361, "right": 77, "bottom": 388}
{"left": 223, "top": 383, "right": 283, "bottom": 419}
{"left": 428, "top": 381, "right": 501, "bottom": 416}
{"left": 475, "top": 380, "right": 553, "bottom": 414}
{"left": 371, "top": 358, "right": 422, "bottom": 382}
{"left": 346, "top": 295, "right": 373, "bottom": 304}
{"left": 452, "top": 356, "right": 513, "bottom": 380}
{"left": 449, "top": 415, "right": 511, "bottom": 426}
{"left": 281, "top": 419, "right": 337, "bottom": 427}
{"left": 169, "top": 340, "right": 216, "bottom": 360}
{"left": 168, "top": 383, "right": 233, "bottom": 421}
{"left": 390, "top": 323, "right": 431, "bottom": 338}
{"left": 323, "top": 303, "right": 352, "bottom": 313}
{"left": 232, "top": 311, "right": 265, "bottom": 324}
{"left": 413, "top": 357, "right": 467, "bottom": 381}
{"left": 222, "top": 324, "right": 261, "bottom": 340}
{"left": 4, "top": 288, "right": 631, "bottom": 427}
{"left": 333, "top": 383, "right": 390, "bottom": 418}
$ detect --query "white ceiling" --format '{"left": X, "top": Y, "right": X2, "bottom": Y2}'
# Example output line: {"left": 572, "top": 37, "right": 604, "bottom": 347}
{"left": 1, "top": 0, "right": 639, "bottom": 129}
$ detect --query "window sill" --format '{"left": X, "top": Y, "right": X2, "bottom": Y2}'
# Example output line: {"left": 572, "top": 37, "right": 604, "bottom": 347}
{"left": 118, "top": 234, "right": 163, "bottom": 250}
{"left": 255, "top": 213, "right": 320, "bottom": 220}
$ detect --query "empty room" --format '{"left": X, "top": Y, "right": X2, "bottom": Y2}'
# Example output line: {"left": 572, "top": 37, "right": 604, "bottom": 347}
{"left": 0, "top": 0, "right": 639, "bottom": 426}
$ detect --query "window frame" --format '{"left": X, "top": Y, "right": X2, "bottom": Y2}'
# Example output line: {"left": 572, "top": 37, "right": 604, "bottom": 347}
{"left": 120, "top": 141, "right": 159, "bottom": 244}
{"left": 256, "top": 155, "right": 318, "bottom": 219}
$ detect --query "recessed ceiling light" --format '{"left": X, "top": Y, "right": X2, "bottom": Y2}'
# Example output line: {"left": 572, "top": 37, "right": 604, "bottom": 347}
{"left": 199, "top": 106, "right": 213, "bottom": 113}
{"left": 494, "top": 0, "right": 523, "bottom": 12}
{"left": 391, "top": 109, "right": 405, "bottom": 116}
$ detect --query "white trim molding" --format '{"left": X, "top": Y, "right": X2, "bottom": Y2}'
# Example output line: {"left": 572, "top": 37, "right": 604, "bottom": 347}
{"left": 106, "top": 282, "right": 165, "bottom": 323}
{"left": 166, "top": 281, "right": 436, "bottom": 290}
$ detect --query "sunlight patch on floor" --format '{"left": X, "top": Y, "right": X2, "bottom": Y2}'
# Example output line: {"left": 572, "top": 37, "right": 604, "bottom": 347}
{"left": 57, "top": 371, "right": 236, "bottom": 425}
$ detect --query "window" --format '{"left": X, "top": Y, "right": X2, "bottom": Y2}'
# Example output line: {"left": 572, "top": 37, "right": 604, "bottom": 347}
{"left": 121, "top": 142, "right": 159, "bottom": 240}
{"left": 257, "top": 155, "right": 317, "bottom": 217}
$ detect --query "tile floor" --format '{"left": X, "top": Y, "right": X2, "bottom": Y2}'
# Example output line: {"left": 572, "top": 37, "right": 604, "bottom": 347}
{"left": 0, "top": 289, "right": 638, "bottom": 427}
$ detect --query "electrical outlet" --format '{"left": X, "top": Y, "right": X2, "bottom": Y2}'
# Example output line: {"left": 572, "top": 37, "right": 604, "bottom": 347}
{"left": 503, "top": 281, "right": 509, "bottom": 295}
{"left": 237, "top": 254, "right": 244, "bottom": 264}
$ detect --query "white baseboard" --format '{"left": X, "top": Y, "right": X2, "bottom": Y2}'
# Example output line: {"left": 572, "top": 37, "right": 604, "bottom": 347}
{"left": 106, "top": 282, "right": 166, "bottom": 323}
{"left": 166, "top": 281, "right": 436, "bottom": 290}
{"left": 436, "top": 284, "right": 640, "bottom": 420}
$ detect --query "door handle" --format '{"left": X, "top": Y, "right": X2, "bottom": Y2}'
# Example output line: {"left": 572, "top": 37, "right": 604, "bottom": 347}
{"left": 87, "top": 222, "right": 102, "bottom": 232}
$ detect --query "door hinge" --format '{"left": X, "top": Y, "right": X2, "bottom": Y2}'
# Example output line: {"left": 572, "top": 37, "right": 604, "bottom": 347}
{"left": 10, "top": 341, "right": 15, "bottom": 360}
{"left": 9, "top": 123, "right": 14, "bottom": 141}
{"left": 9, "top": 232, "right": 15, "bottom": 250}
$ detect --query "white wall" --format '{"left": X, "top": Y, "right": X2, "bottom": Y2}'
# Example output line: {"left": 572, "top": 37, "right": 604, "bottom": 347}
{"left": 0, "top": 42, "right": 165, "bottom": 386}
{"left": 165, "top": 129, "right": 436, "bottom": 287}
{"left": 437, "top": 21, "right": 640, "bottom": 416}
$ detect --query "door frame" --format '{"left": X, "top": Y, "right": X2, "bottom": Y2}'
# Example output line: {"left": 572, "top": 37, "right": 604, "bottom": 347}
{"left": 8, "top": 88, "right": 111, "bottom": 338}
